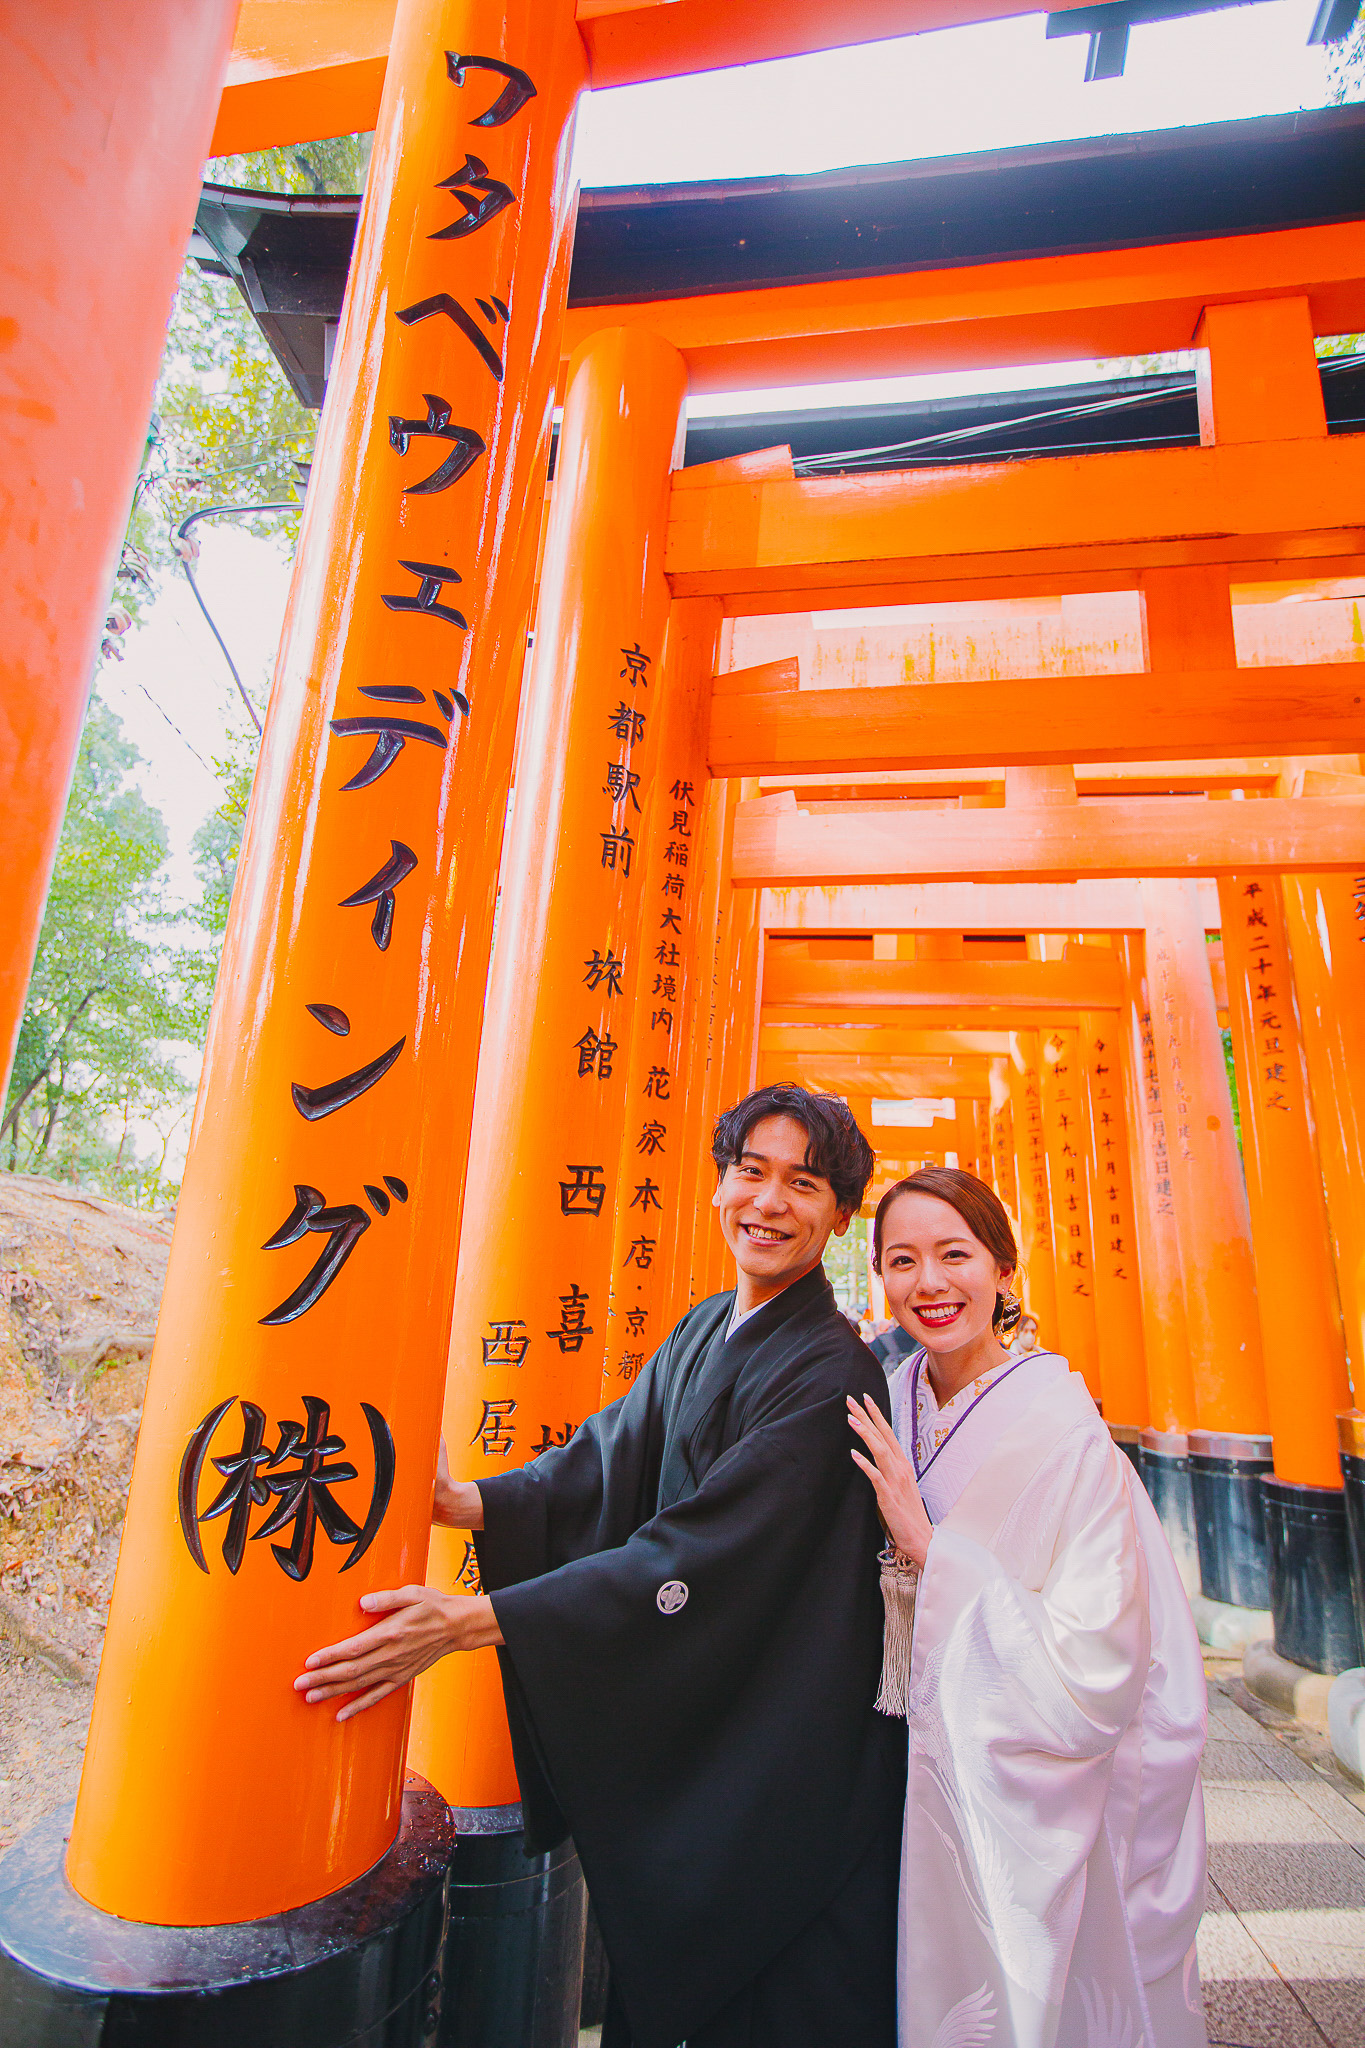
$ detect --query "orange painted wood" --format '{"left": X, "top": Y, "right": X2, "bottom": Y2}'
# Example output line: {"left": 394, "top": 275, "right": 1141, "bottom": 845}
{"left": 1039, "top": 1028, "right": 1102, "bottom": 1399}
{"left": 709, "top": 665, "right": 1365, "bottom": 776}
{"left": 1010, "top": 1033, "right": 1060, "bottom": 1343}
{"left": 1219, "top": 875, "right": 1350, "bottom": 1486}
{"left": 1119, "top": 938, "right": 1196, "bottom": 1437}
{"left": 1140, "top": 882, "right": 1267, "bottom": 1436}
{"left": 760, "top": 1055, "right": 992, "bottom": 1097}
{"left": 562, "top": 223, "right": 1365, "bottom": 393}
{"left": 1080, "top": 1012, "right": 1149, "bottom": 1429}
{"left": 410, "top": 324, "right": 687, "bottom": 1811}
{"left": 1196, "top": 297, "right": 1327, "bottom": 447}
{"left": 760, "top": 1026, "right": 1013, "bottom": 1056}
{"left": 713, "top": 656, "right": 800, "bottom": 699}
{"left": 762, "top": 954, "right": 1125, "bottom": 1011}
{"left": 732, "top": 795, "right": 1365, "bottom": 886}
{"left": 758, "top": 880, "right": 1213, "bottom": 934}
{"left": 67, "top": 0, "right": 589, "bottom": 1925}
{"left": 668, "top": 437, "right": 1365, "bottom": 605}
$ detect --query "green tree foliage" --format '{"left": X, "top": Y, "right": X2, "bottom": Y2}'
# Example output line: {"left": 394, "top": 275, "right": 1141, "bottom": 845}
{"left": 109, "top": 134, "right": 371, "bottom": 653}
{"left": 2, "top": 702, "right": 203, "bottom": 1204}
{"left": 6, "top": 136, "right": 373, "bottom": 1202}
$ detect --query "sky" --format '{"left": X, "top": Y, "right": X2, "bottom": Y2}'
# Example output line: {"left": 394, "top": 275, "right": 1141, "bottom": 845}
{"left": 108, "top": 0, "right": 1348, "bottom": 909}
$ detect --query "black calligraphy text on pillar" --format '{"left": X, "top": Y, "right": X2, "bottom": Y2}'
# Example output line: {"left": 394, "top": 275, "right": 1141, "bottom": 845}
{"left": 257, "top": 48, "right": 539, "bottom": 1345}
{"left": 179, "top": 1395, "right": 395, "bottom": 1581}
{"left": 1240, "top": 882, "right": 1293, "bottom": 1114}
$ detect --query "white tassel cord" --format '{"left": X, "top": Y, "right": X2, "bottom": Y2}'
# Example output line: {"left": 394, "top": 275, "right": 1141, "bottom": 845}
{"left": 875, "top": 1545, "right": 920, "bottom": 1717}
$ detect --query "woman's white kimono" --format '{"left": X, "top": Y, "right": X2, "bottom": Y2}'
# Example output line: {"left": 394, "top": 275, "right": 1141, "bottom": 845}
{"left": 890, "top": 1350, "right": 1208, "bottom": 2048}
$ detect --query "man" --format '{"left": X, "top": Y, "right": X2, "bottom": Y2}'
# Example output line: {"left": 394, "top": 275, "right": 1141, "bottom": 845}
{"left": 299, "top": 1085, "right": 905, "bottom": 2048}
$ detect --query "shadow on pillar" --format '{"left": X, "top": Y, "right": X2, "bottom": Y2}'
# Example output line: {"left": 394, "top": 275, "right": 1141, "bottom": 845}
{"left": 1138, "top": 1430, "right": 1202, "bottom": 1596}
{"left": 439, "top": 1805, "right": 585, "bottom": 2048}
{"left": 1262, "top": 1476, "right": 1364, "bottom": 1676}
{"left": 1188, "top": 1430, "right": 1272, "bottom": 1610}
{"left": 0, "top": 1774, "right": 452, "bottom": 2047}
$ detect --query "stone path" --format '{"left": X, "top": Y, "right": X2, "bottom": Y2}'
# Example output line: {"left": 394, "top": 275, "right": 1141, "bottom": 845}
{"left": 1200, "top": 1660, "right": 1365, "bottom": 2047}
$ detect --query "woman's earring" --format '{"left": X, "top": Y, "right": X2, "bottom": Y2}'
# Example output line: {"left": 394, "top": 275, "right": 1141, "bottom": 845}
{"left": 996, "top": 1290, "right": 1023, "bottom": 1333}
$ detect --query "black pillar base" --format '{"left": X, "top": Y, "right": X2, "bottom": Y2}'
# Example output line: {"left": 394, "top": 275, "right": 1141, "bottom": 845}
{"left": 1341, "top": 1438, "right": 1365, "bottom": 1657}
{"left": 1108, "top": 1424, "right": 1142, "bottom": 1477}
{"left": 1188, "top": 1430, "right": 1273, "bottom": 1610}
{"left": 439, "top": 1804, "right": 585, "bottom": 2048}
{"left": 1263, "top": 1475, "right": 1365, "bottom": 1676}
{"left": 0, "top": 1773, "right": 453, "bottom": 2048}
{"left": 1138, "top": 1430, "right": 1201, "bottom": 1593}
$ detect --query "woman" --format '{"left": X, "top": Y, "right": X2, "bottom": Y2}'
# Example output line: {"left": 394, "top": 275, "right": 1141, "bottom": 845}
{"left": 848, "top": 1168, "right": 1207, "bottom": 2048}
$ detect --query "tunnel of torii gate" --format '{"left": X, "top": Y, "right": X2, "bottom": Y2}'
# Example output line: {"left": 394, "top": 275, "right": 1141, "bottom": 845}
{"left": 6, "top": 0, "right": 1365, "bottom": 2041}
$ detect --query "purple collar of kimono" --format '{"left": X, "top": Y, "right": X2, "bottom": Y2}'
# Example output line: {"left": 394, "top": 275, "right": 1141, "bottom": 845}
{"left": 909, "top": 1349, "right": 1029, "bottom": 1484}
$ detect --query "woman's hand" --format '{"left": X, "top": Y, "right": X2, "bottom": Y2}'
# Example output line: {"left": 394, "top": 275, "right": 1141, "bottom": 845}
{"left": 848, "top": 1395, "right": 934, "bottom": 1570}
{"left": 433, "top": 1437, "right": 484, "bottom": 1529}
{"left": 295, "top": 1587, "right": 503, "bottom": 1722}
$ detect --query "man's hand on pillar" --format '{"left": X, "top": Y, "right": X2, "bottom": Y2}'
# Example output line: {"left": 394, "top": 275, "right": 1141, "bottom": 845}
{"left": 432, "top": 1435, "right": 484, "bottom": 1528}
{"left": 296, "top": 1586, "right": 504, "bottom": 1721}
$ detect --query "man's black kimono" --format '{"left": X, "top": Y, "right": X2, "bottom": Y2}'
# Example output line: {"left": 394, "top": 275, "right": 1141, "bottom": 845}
{"left": 474, "top": 1264, "right": 907, "bottom": 2048}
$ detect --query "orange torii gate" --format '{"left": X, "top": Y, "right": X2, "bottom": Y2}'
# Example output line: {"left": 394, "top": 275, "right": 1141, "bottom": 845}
{"left": 4, "top": 5, "right": 1365, "bottom": 2041}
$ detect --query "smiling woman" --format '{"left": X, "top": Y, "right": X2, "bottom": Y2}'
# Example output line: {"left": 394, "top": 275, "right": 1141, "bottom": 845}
{"left": 847, "top": 1165, "right": 1210, "bottom": 2048}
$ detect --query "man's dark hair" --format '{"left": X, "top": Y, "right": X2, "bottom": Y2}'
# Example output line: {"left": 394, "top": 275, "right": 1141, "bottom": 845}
{"left": 711, "top": 1085, "right": 875, "bottom": 1213}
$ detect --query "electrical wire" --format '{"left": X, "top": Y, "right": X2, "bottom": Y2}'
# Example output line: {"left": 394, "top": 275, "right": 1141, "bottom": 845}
{"left": 174, "top": 501, "right": 299, "bottom": 735}
{"left": 791, "top": 381, "right": 1197, "bottom": 476}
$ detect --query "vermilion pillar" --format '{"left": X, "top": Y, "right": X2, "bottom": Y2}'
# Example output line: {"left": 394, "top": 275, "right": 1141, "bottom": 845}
{"left": 1283, "top": 871, "right": 1365, "bottom": 1398}
{"left": 1008, "top": 1032, "right": 1059, "bottom": 1344}
{"left": 1140, "top": 881, "right": 1267, "bottom": 1433}
{"left": 67, "top": 0, "right": 589, "bottom": 1925}
{"left": 0, "top": 0, "right": 239, "bottom": 1099}
{"left": 409, "top": 324, "right": 687, "bottom": 1811}
{"left": 1120, "top": 935, "right": 1201, "bottom": 1593}
{"left": 1218, "top": 875, "right": 1349, "bottom": 1485}
{"left": 1221, "top": 872, "right": 1359, "bottom": 1671}
{"left": 989, "top": 1060, "right": 1019, "bottom": 1224}
{"left": 1080, "top": 1012, "right": 1149, "bottom": 1430}
{"left": 1119, "top": 936, "right": 1196, "bottom": 1433}
{"left": 599, "top": 598, "right": 721, "bottom": 1402}
{"left": 1039, "top": 1028, "right": 1102, "bottom": 1400}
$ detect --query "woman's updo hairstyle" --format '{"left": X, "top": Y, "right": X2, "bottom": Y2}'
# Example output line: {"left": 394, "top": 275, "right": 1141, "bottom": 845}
{"left": 872, "top": 1166, "right": 1023, "bottom": 1335}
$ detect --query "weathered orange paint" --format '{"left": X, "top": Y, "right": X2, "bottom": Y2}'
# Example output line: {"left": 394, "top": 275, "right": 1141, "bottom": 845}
{"left": 1080, "top": 1013, "right": 1149, "bottom": 1429}
{"left": 1140, "top": 882, "right": 1267, "bottom": 1435}
{"left": 66, "top": 0, "right": 587, "bottom": 1924}
{"left": 408, "top": 325, "right": 687, "bottom": 1811}
{"left": 1283, "top": 872, "right": 1365, "bottom": 1403}
{"left": 1219, "top": 875, "right": 1350, "bottom": 1487}
{"left": 0, "top": 0, "right": 239, "bottom": 1103}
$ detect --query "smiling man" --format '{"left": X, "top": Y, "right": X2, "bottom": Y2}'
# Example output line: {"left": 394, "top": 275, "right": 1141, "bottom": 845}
{"left": 299, "top": 1085, "right": 904, "bottom": 2048}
